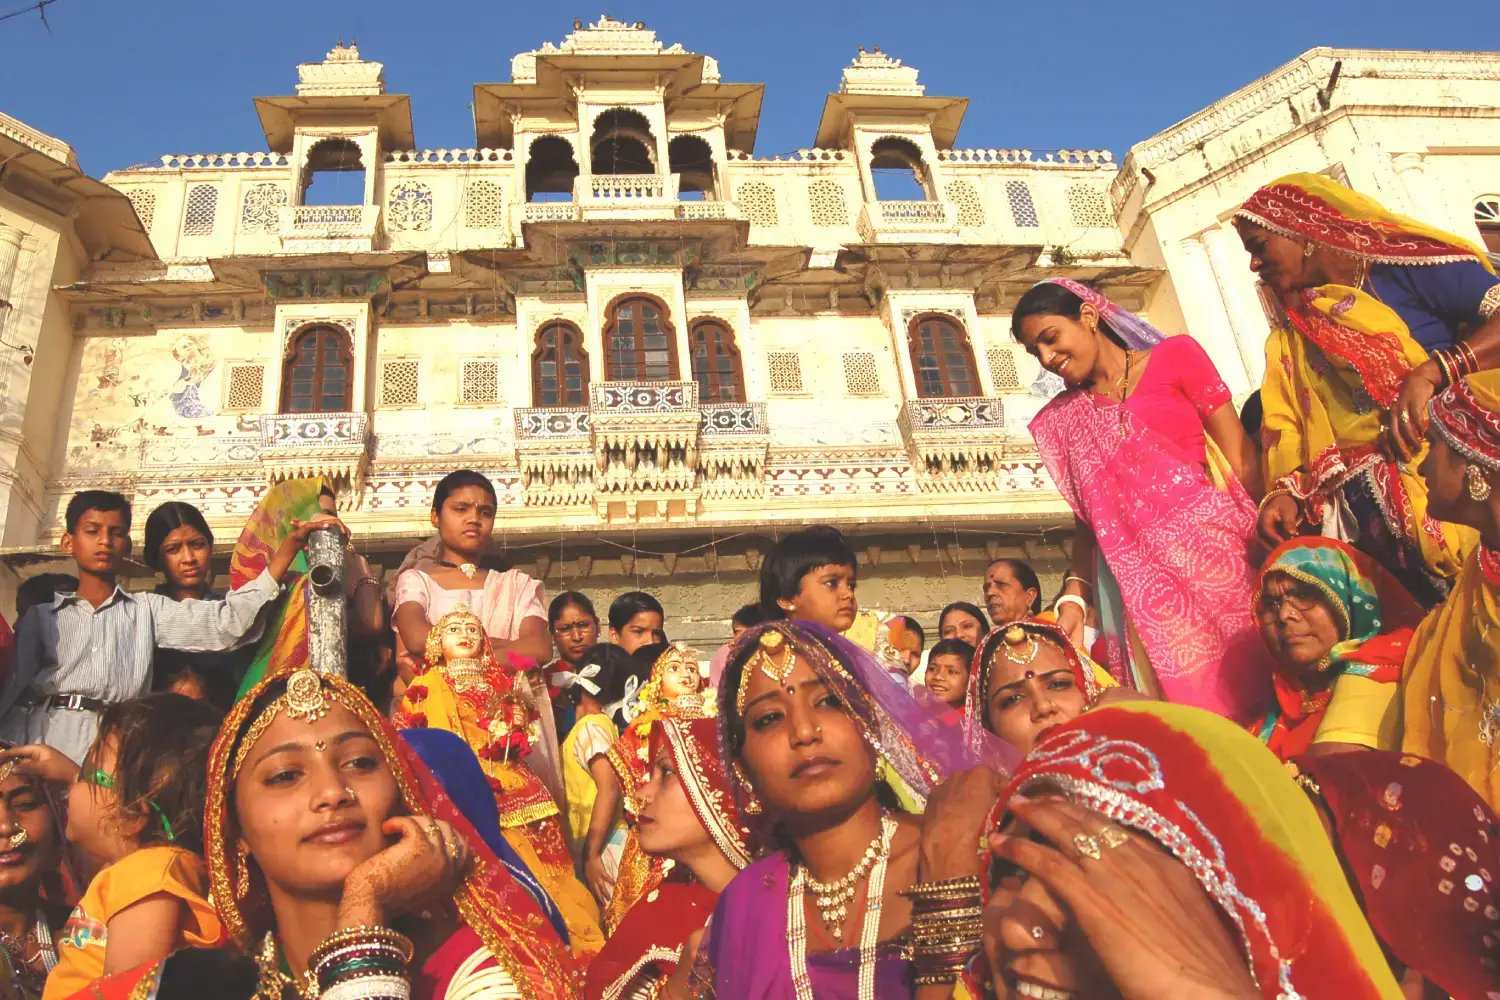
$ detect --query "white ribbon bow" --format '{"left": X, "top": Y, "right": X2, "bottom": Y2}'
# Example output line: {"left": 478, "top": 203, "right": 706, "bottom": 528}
{"left": 554, "top": 663, "right": 603, "bottom": 696}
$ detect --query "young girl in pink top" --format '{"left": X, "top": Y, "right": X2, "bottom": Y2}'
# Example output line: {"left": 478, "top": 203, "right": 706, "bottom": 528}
{"left": 1013, "top": 278, "right": 1272, "bottom": 723}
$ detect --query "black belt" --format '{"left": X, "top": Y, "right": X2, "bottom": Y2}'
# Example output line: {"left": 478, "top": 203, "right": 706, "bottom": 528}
{"left": 19, "top": 693, "right": 107, "bottom": 712}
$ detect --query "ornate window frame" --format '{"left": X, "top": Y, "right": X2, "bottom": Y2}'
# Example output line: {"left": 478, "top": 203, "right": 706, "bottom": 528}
{"left": 531, "top": 319, "right": 592, "bottom": 406}
{"left": 280, "top": 322, "right": 355, "bottom": 413}
{"left": 688, "top": 317, "right": 745, "bottom": 402}
{"left": 601, "top": 292, "right": 680, "bottom": 383}
{"left": 905, "top": 311, "right": 982, "bottom": 398}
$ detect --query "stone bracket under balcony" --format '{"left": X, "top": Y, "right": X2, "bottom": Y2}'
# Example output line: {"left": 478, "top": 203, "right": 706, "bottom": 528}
{"left": 856, "top": 200, "right": 960, "bottom": 244}
{"left": 258, "top": 412, "right": 372, "bottom": 506}
{"left": 898, "top": 397, "right": 1010, "bottom": 492}
{"left": 279, "top": 204, "right": 381, "bottom": 253}
{"left": 699, "top": 402, "right": 770, "bottom": 500}
{"left": 513, "top": 408, "right": 594, "bottom": 507}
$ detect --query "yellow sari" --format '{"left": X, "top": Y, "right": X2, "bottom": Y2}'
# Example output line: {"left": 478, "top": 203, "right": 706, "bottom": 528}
{"left": 1238, "top": 173, "right": 1485, "bottom": 599}
{"left": 1402, "top": 369, "right": 1500, "bottom": 810}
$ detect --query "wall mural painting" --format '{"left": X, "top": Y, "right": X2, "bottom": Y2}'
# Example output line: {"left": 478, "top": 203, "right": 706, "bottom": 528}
{"left": 68, "top": 333, "right": 228, "bottom": 473}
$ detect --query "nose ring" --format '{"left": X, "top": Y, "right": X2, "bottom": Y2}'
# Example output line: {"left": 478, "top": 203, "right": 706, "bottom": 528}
{"left": 344, "top": 787, "right": 357, "bottom": 802}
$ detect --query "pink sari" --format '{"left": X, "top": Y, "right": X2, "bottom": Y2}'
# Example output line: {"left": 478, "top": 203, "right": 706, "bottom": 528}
{"left": 1030, "top": 382, "right": 1271, "bottom": 723}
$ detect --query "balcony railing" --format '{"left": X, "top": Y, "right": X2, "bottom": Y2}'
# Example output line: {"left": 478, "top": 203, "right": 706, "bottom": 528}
{"left": 521, "top": 202, "right": 581, "bottom": 224}
{"left": 588, "top": 174, "right": 669, "bottom": 199}
{"left": 856, "top": 200, "right": 959, "bottom": 243}
{"left": 278, "top": 204, "right": 380, "bottom": 251}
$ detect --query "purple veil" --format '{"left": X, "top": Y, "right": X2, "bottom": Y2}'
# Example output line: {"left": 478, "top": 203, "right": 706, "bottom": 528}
{"left": 1038, "top": 277, "right": 1167, "bottom": 351}
{"left": 691, "top": 620, "right": 1018, "bottom": 999}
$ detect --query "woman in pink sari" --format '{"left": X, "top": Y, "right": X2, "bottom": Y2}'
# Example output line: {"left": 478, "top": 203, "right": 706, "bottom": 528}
{"left": 1013, "top": 279, "right": 1272, "bottom": 723}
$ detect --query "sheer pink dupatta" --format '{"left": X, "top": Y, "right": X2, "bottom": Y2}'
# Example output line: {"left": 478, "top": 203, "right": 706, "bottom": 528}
{"left": 1027, "top": 280, "right": 1271, "bottom": 723}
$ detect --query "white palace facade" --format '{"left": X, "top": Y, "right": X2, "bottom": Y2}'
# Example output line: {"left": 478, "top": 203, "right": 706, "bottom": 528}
{"left": 1, "top": 20, "right": 1498, "bottom": 642}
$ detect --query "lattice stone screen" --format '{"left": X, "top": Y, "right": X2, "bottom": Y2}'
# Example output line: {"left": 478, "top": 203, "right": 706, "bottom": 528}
{"left": 947, "top": 179, "right": 986, "bottom": 228}
{"left": 379, "top": 360, "right": 420, "bottom": 407}
{"left": 128, "top": 188, "right": 156, "bottom": 231}
{"left": 1067, "top": 183, "right": 1113, "bottom": 227}
{"left": 182, "top": 184, "right": 219, "bottom": 236}
{"left": 767, "top": 351, "right": 804, "bottom": 394}
{"left": 387, "top": 182, "right": 434, "bottom": 231}
{"left": 808, "top": 180, "right": 849, "bottom": 227}
{"left": 241, "top": 183, "right": 288, "bottom": 234}
{"left": 986, "top": 347, "right": 1021, "bottom": 390}
{"left": 842, "top": 351, "right": 880, "bottom": 395}
{"left": 1006, "top": 181, "right": 1039, "bottom": 228}
{"left": 465, "top": 181, "right": 505, "bottom": 229}
{"left": 224, "top": 364, "right": 266, "bottom": 411}
{"left": 735, "top": 182, "right": 779, "bottom": 228}
{"left": 460, "top": 359, "right": 501, "bottom": 404}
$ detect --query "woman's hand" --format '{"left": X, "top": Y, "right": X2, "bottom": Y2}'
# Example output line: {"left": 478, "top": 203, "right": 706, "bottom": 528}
{"left": 265, "top": 515, "right": 349, "bottom": 584}
{"left": 919, "top": 768, "right": 1007, "bottom": 882}
{"left": 0, "top": 744, "right": 80, "bottom": 786}
{"left": 1389, "top": 362, "right": 1443, "bottom": 462}
{"left": 585, "top": 851, "right": 614, "bottom": 906}
{"left": 986, "top": 796, "right": 1259, "bottom": 1000}
{"left": 338, "top": 816, "right": 472, "bottom": 928}
{"left": 1256, "top": 493, "right": 1303, "bottom": 548}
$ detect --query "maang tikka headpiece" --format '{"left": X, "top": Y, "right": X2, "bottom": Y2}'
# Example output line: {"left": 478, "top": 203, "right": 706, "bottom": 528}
{"left": 735, "top": 629, "right": 796, "bottom": 715}
{"left": 1000, "top": 624, "right": 1039, "bottom": 666}
{"left": 231, "top": 669, "right": 337, "bottom": 778}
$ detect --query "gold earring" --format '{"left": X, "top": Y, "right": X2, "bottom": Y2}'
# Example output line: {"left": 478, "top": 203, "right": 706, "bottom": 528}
{"left": 1469, "top": 464, "right": 1493, "bottom": 501}
{"left": 733, "top": 761, "right": 763, "bottom": 816}
{"left": 234, "top": 844, "right": 251, "bottom": 901}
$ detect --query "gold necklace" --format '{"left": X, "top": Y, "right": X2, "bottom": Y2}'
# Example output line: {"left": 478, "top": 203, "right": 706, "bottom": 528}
{"left": 799, "top": 815, "right": 888, "bottom": 943}
{"left": 255, "top": 933, "right": 318, "bottom": 1000}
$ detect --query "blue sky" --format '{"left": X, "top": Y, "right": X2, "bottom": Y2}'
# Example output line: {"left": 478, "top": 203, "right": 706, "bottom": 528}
{"left": 0, "top": 0, "right": 1488, "bottom": 176}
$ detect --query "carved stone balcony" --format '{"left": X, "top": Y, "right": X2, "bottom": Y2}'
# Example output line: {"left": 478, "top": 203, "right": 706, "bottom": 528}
{"left": 592, "top": 381, "right": 699, "bottom": 498}
{"left": 512, "top": 384, "right": 772, "bottom": 517}
{"left": 677, "top": 201, "right": 739, "bottom": 222}
{"left": 257, "top": 412, "right": 371, "bottom": 504}
{"left": 898, "top": 396, "right": 1011, "bottom": 492}
{"left": 278, "top": 204, "right": 381, "bottom": 253}
{"left": 855, "top": 200, "right": 959, "bottom": 244}
{"left": 513, "top": 407, "right": 593, "bottom": 507}
{"left": 699, "top": 402, "right": 770, "bottom": 499}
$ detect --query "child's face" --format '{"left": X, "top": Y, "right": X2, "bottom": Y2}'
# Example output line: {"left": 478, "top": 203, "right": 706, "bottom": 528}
{"left": 66, "top": 738, "right": 140, "bottom": 865}
{"left": 783, "top": 563, "right": 857, "bottom": 632}
{"left": 62, "top": 509, "right": 131, "bottom": 576}
{"left": 924, "top": 653, "right": 970, "bottom": 708}
{"left": 430, "top": 486, "right": 496, "bottom": 557}
{"left": 612, "top": 611, "right": 665, "bottom": 654}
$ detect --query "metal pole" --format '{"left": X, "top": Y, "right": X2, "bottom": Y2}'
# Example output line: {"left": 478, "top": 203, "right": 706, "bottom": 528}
{"left": 305, "top": 526, "right": 348, "bottom": 677}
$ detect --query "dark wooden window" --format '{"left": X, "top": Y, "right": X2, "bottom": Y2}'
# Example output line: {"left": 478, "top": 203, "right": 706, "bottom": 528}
{"left": 689, "top": 320, "right": 744, "bottom": 402}
{"left": 281, "top": 325, "right": 353, "bottom": 413}
{"left": 908, "top": 314, "right": 981, "bottom": 398}
{"left": 604, "top": 295, "right": 678, "bottom": 382}
{"left": 532, "top": 322, "right": 590, "bottom": 406}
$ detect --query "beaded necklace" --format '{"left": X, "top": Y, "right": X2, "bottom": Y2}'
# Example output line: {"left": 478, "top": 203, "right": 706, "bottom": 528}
{"left": 787, "top": 812, "right": 896, "bottom": 1000}
{"left": 0, "top": 909, "right": 55, "bottom": 997}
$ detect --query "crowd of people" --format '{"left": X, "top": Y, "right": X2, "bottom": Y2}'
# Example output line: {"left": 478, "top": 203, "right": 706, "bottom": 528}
{"left": 0, "top": 170, "right": 1492, "bottom": 998}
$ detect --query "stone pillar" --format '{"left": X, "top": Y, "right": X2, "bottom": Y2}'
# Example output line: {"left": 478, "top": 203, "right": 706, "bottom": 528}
{"left": 1176, "top": 237, "right": 1251, "bottom": 394}
{"left": 0, "top": 225, "right": 23, "bottom": 307}
{"left": 1200, "top": 226, "right": 1267, "bottom": 387}
{"left": 1392, "top": 153, "right": 1446, "bottom": 229}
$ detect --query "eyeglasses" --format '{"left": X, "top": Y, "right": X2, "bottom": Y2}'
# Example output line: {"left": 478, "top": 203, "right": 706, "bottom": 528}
{"left": 552, "top": 622, "right": 596, "bottom": 637}
{"left": 1256, "top": 591, "right": 1321, "bottom": 621}
{"left": 84, "top": 768, "right": 175, "bottom": 843}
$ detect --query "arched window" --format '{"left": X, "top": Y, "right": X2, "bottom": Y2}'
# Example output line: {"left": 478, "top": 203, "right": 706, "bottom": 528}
{"left": 1476, "top": 197, "right": 1500, "bottom": 255}
{"left": 689, "top": 319, "right": 744, "bottom": 402}
{"left": 870, "top": 136, "right": 931, "bottom": 201}
{"left": 669, "top": 135, "right": 716, "bottom": 200}
{"left": 907, "top": 314, "right": 981, "bottom": 398}
{"left": 591, "top": 108, "right": 657, "bottom": 175}
{"left": 532, "top": 321, "right": 590, "bottom": 406}
{"left": 281, "top": 325, "right": 354, "bottom": 413}
{"left": 526, "top": 135, "right": 580, "bottom": 203}
{"left": 300, "top": 138, "right": 365, "bottom": 206}
{"left": 604, "top": 295, "right": 678, "bottom": 382}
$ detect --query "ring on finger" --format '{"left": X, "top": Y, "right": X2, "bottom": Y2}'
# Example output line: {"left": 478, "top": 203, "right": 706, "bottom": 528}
{"left": 1073, "top": 833, "right": 1103, "bottom": 861}
{"left": 1400, "top": 411, "right": 1412, "bottom": 424}
{"left": 1098, "top": 824, "right": 1130, "bottom": 850}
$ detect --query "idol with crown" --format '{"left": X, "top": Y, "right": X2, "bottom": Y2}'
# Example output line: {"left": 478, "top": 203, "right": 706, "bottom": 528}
{"left": 395, "top": 605, "right": 605, "bottom": 955}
